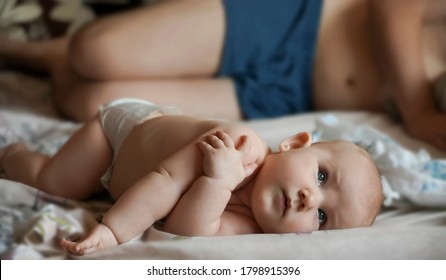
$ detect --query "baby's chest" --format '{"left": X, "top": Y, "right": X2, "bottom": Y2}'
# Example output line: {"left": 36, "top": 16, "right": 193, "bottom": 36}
{"left": 219, "top": 208, "right": 260, "bottom": 235}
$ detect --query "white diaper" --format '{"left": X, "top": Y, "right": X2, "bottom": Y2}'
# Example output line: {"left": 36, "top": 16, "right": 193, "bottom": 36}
{"left": 99, "top": 98, "right": 180, "bottom": 189}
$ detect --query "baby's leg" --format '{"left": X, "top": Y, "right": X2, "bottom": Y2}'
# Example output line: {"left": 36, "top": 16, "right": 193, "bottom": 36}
{"left": 0, "top": 116, "right": 112, "bottom": 200}
{"left": 0, "top": 143, "right": 29, "bottom": 171}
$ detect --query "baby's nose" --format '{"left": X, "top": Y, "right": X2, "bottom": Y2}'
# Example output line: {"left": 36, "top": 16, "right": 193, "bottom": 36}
{"left": 297, "top": 188, "right": 316, "bottom": 211}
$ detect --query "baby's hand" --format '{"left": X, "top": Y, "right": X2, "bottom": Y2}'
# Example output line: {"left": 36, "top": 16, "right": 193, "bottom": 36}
{"left": 60, "top": 223, "right": 118, "bottom": 255}
{"left": 405, "top": 110, "right": 446, "bottom": 152}
{"left": 197, "top": 131, "right": 255, "bottom": 188}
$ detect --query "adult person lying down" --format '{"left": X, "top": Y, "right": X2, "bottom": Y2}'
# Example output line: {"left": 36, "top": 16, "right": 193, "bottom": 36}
{"left": 1, "top": 0, "right": 445, "bottom": 150}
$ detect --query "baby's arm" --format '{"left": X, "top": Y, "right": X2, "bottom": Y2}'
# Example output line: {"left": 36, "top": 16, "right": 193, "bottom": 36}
{"left": 370, "top": 0, "right": 446, "bottom": 151}
{"left": 60, "top": 169, "right": 176, "bottom": 255}
{"left": 199, "top": 131, "right": 256, "bottom": 189}
{"left": 61, "top": 140, "right": 208, "bottom": 255}
{"left": 60, "top": 171, "right": 180, "bottom": 255}
{"left": 163, "top": 131, "right": 256, "bottom": 236}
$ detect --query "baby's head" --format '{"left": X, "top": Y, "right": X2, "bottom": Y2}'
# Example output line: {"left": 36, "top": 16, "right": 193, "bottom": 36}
{"left": 250, "top": 132, "right": 383, "bottom": 233}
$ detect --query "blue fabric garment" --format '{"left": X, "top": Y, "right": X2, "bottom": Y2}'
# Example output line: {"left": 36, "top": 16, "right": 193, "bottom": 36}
{"left": 218, "top": 0, "right": 323, "bottom": 119}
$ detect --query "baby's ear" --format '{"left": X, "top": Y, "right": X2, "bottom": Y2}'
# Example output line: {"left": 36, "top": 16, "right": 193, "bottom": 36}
{"left": 279, "top": 132, "right": 312, "bottom": 152}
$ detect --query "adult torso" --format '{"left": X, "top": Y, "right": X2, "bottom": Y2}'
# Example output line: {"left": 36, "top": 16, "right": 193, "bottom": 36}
{"left": 312, "top": 0, "right": 446, "bottom": 111}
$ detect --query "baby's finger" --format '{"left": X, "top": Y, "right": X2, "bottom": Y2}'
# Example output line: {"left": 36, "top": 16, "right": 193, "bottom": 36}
{"left": 215, "top": 131, "right": 234, "bottom": 148}
{"left": 197, "top": 140, "right": 215, "bottom": 153}
{"left": 60, "top": 239, "right": 83, "bottom": 255}
{"left": 73, "top": 239, "right": 98, "bottom": 255}
{"left": 207, "top": 134, "right": 225, "bottom": 148}
{"left": 244, "top": 162, "right": 258, "bottom": 178}
{"left": 80, "top": 246, "right": 99, "bottom": 255}
{"left": 236, "top": 135, "right": 252, "bottom": 157}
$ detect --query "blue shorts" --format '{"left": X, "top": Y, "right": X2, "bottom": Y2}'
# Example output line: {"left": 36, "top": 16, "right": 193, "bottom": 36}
{"left": 218, "top": 0, "right": 323, "bottom": 119}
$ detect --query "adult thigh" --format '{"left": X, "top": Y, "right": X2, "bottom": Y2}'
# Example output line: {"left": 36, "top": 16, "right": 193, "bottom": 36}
{"left": 69, "top": 0, "right": 226, "bottom": 80}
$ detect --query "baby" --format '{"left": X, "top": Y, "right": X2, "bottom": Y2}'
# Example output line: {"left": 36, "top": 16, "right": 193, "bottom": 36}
{"left": 0, "top": 99, "right": 383, "bottom": 255}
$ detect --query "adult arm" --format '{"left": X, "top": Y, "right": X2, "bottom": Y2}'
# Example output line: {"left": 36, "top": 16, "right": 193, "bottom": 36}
{"left": 370, "top": 0, "right": 446, "bottom": 150}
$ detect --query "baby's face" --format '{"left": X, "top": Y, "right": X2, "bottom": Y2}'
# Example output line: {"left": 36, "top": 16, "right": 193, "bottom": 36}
{"left": 250, "top": 141, "right": 381, "bottom": 233}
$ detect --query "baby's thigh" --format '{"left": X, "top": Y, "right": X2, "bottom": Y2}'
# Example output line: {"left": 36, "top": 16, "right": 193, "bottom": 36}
{"left": 39, "top": 117, "right": 112, "bottom": 199}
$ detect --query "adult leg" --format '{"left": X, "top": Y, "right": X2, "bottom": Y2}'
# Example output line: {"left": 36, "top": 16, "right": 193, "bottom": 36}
{"left": 0, "top": 37, "right": 67, "bottom": 73}
{"left": 69, "top": 0, "right": 226, "bottom": 80}
{"left": 0, "top": 116, "right": 112, "bottom": 200}
{"left": 0, "top": 35, "right": 241, "bottom": 122}
{"left": 423, "top": 0, "right": 446, "bottom": 22}
{"left": 52, "top": 75, "right": 241, "bottom": 122}
{"left": 0, "top": 0, "right": 226, "bottom": 79}
{"left": 422, "top": 0, "right": 446, "bottom": 82}
{"left": 0, "top": 0, "right": 239, "bottom": 121}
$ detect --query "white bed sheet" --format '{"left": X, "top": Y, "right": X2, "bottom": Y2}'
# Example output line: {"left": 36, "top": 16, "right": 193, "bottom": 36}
{"left": 0, "top": 72, "right": 445, "bottom": 259}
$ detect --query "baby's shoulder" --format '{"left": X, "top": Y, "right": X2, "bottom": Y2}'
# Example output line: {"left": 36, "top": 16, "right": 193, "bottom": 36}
{"left": 217, "top": 122, "right": 269, "bottom": 160}
{"left": 218, "top": 122, "right": 264, "bottom": 143}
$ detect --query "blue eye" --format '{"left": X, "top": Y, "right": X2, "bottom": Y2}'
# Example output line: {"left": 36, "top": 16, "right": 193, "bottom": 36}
{"left": 317, "top": 170, "right": 327, "bottom": 185}
{"left": 318, "top": 209, "right": 327, "bottom": 225}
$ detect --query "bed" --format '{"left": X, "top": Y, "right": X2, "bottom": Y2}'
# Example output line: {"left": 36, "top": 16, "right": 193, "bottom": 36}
{"left": 0, "top": 71, "right": 445, "bottom": 260}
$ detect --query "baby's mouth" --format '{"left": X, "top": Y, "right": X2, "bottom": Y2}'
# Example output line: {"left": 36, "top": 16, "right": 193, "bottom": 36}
{"left": 282, "top": 190, "right": 289, "bottom": 216}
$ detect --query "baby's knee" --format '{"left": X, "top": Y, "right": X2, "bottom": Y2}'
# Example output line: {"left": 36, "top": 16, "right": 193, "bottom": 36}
{"left": 0, "top": 143, "right": 28, "bottom": 163}
{"left": 1, "top": 142, "right": 28, "bottom": 156}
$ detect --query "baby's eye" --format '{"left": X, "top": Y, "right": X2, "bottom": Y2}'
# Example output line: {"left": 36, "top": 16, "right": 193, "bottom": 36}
{"left": 318, "top": 209, "right": 327, "bottom": 226}
{"left": 317, "top": 170, "right": 327, "bottom": 185}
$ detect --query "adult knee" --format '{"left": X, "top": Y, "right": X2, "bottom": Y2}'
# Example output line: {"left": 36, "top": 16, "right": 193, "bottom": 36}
{"left": 68, "top": 23, "right": 119, "bottom": 80}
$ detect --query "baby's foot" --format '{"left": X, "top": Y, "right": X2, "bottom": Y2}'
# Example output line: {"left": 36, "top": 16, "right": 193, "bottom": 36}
{"left": 0, "top": 143, "right": 28, "bottom": 173}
